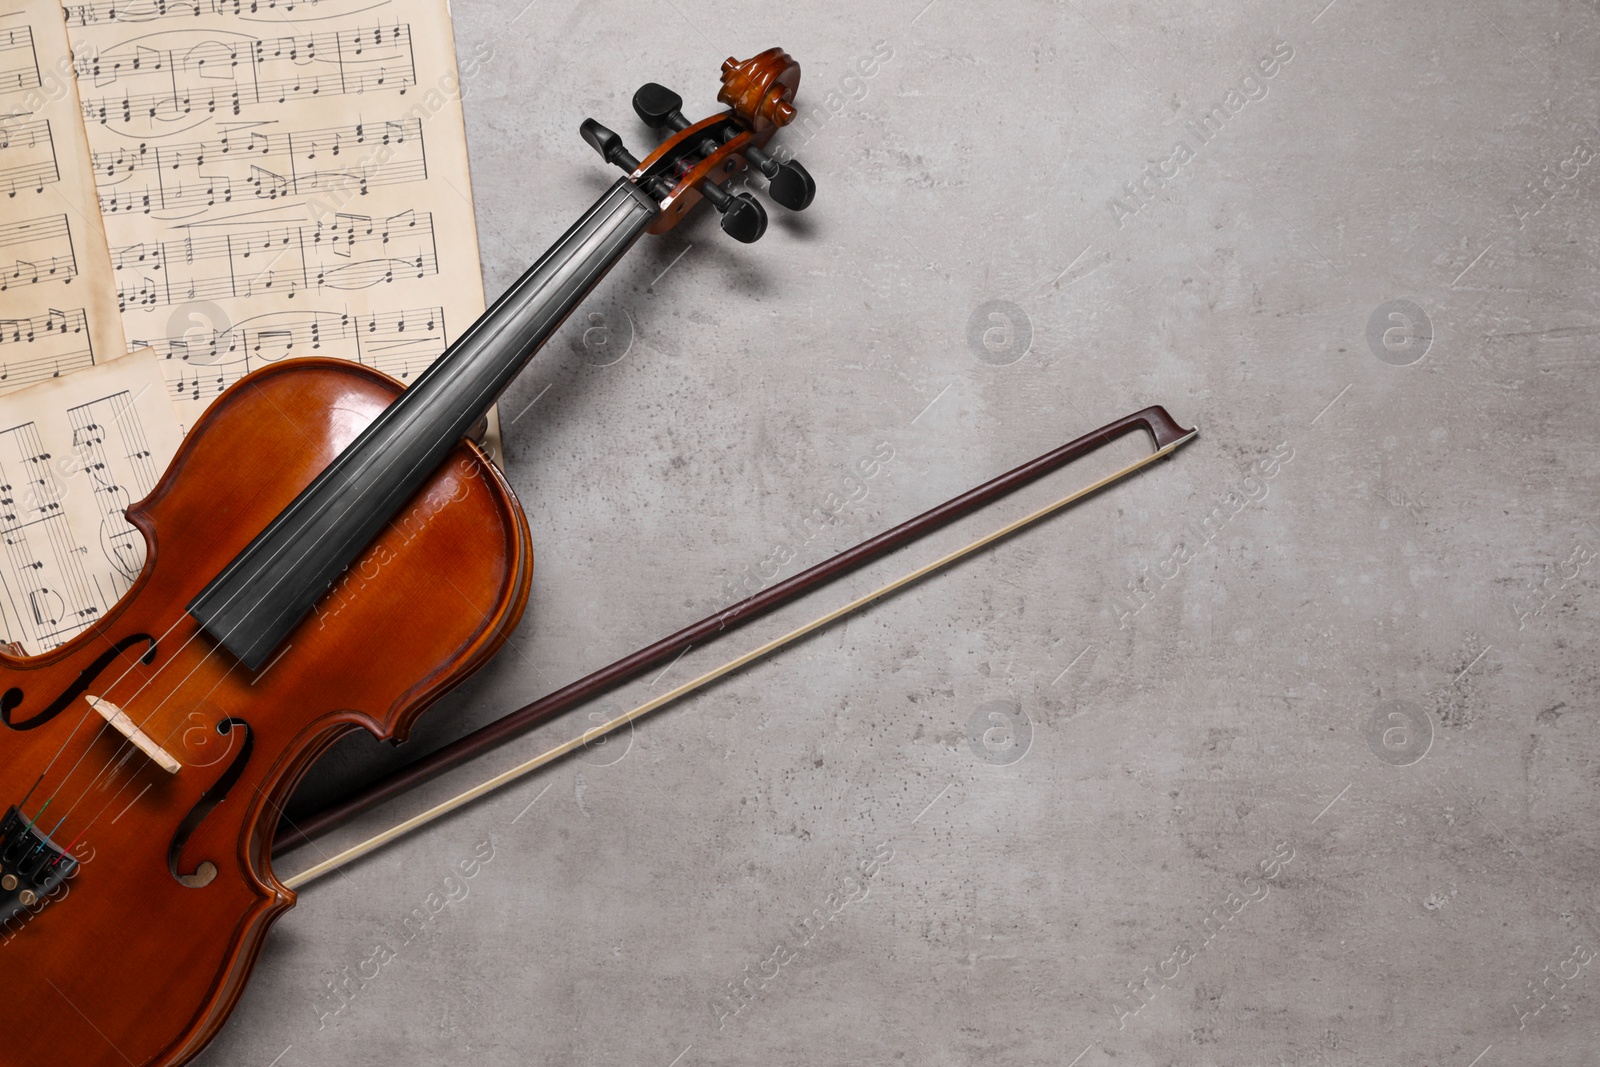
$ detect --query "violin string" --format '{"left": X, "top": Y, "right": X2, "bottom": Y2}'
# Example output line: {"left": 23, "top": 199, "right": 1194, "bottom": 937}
{"left": 45, "top": 746, "right": 135, "bottom": 841}
{"left": 26, "top": 157, "right": 751, "bottom": 851}
{"left": 18, "top": 799, "right": 53, "bottom": 865}
{"left": 15, "top": 223, "right": 355, "bottom": 817}
{"left": 56, "top": 784, "right": 128, "bottom": 862}
{"left": 35, "top": 567, "right": 294, "bottom": 840}
{"left": 37, "top": 346, "right": 517, "bottom": 824}
{"left": 26, "top": 354, "right": 482, "bottom": 825}
{"left": 38, "top": 97, "right": 815, "bottom": 863}
{"left": 46, "top": 664, "right": 235, "bottom": 844}
{"left": 51, "top": 699, "right": 198, "bottom": 864}
{"left": 31, "top": 159, "right": 885, "bottom": 843}
{"left": 20, "top": 610, "right": 209, "bottom": 822}
{"left": 48, "top": 583, "right": 292, "bottom": 850}
{"left": 36, "top": 563, "right": 281, "bottom": 835}
{"left": 50, "top": 664, "right": 241, "bottom": 853}
{"left": 17, "top": 771, "right": 43, "bottom": 813}
{"left": 285, "top": 432, "right": 1197, "bottom": 888}
{"left": 28, "top": 693, "right": 154, "bottom": 825}
{"left": 40, "top": 451, "right": 423, "bottom": 840}
{"left": 26, "top": 595, "right": 254, "bottom": 840}
{"left": 87, "top": 631, "right": 238, "bottom": 777}
{"left": 64, "top": 652, "right": 259, "bottom": 857}
{"left": 26, "top": 182, "right": 656, "bottom": 839}
{"left": 35, "top": 343, "right": 528, "bottom": 836}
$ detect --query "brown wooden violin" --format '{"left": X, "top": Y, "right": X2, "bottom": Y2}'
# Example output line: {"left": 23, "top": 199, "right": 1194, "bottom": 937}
{"left": 0, "top": 49, "right": 815, "bottom": 1067}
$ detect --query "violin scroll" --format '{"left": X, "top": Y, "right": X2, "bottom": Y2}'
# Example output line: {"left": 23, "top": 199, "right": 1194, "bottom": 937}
{"left": 717, "top": 48, "right": 800, "bottom": 132}
{"left": 578, "top": 48, "right": 815, "bottom": 243}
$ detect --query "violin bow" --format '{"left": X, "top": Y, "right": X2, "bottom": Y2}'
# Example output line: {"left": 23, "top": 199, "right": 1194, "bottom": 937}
{"left": 278, "top": 406, "right": 1197, "bottom": 885}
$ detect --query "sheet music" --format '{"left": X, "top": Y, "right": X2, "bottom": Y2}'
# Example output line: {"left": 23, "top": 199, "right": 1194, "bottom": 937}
{"left": 0, "top": 349, "right": 182, "bottom": 654}
{"left": 0, "top": 1, "right": 127, "bottom": 395}
{"left": 67, "top": 0, "right": 490, "bottom": 434}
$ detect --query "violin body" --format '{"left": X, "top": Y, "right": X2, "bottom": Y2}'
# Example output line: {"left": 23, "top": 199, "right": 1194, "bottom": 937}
{"left": 0, "top": 360, "right": 531, "bottom": 1067}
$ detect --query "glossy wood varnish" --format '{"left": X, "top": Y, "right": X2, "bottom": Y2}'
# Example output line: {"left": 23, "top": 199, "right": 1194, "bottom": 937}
{"left": 0, "top": 359, "right": 532, "bottom": 1067}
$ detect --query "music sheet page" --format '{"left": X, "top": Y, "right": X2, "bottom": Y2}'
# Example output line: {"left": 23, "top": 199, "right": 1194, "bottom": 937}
{"left": 66, "top": 0, "right": 490, "bottom": 431}
{"left": 0, "top": 0, "right": 127, "bottom": 394}
{"left": 0, "top": 348, "right": 181, "bottom": 654}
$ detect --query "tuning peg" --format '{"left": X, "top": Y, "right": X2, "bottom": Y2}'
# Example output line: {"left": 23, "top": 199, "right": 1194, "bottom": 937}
{"left": 634, "top": 80, "right": 814, "bottom": 212}
{"left": 773, "top": 160, "right": 816, "bottom": 211}
{"left": 698, "top": 181, "right": 768, "bottom": 243}
{"left": 581, "top": 111, "right": 760, "bottom": 239}
{"left": 720, "top": 193, "right": 768, "bottom": 243}
{"left": 581, "top": 118, "right": 674, "bottom": 199}
{"left": 580, "top": 119, "right": 641, "bottom": 170}
{"left": 747, "top": 149, "right": 816, "bottom": 211}
{"left": 633, "top": 82, "right": 690, "bottom": 132}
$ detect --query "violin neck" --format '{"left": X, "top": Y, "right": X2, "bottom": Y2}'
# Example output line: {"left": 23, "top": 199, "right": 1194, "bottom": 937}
{"left": 189, "top": 178, "right": 660, "bottom": 670}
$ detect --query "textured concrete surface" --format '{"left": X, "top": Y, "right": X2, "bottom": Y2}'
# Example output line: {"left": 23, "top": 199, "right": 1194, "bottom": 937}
{"left": 206, "top": 1, "right": 1600, "bottom": 1064}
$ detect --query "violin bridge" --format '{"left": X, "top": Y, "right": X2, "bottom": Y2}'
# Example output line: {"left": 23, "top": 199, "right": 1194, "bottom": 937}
{"left": 86, "top": 696, "right": 181, "bottom": 774}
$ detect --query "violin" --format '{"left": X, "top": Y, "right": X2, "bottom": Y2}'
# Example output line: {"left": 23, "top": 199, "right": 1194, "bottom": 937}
{"left": 0, "top": 49, "right": 815, "bottom": 1067}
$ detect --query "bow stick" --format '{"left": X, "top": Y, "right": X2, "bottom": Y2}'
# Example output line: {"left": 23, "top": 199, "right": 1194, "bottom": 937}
{"left": 278, "top": 406, "right": 1196, "bottom": 882}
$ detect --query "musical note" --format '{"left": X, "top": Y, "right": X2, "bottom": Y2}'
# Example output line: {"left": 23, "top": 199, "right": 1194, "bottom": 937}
{"left": 108, "top": 212, "right": 439, "bottom": 308}
{"left": 131, "top": 304, "right": 446, "bottom": 398}
{"left": 248, "top": 164, "right": 288, "bottom": 200}
{"left": 0, "top": 27, "right": 42, "bottom": 94}
{"left": 0, "top": 215, "right": 79, "bottom": 290}
{"left": 0, "top": 117, "right": 60, "bottom": 198}
{"left": 77, "top": 25, "right": 418, "bottom": 130}
{"left": 65, "top": 0, "right": 359, "bottom": 28}
{"left": 73, "top": 0, "right": 492, "bottom": 443}
{"left": 0, "top": 352, "right": 182, "bottom": 653}
{"left": 0, "top": 308, "right": 94, "bottom": 393}
{"left": 1, "top": 1, "right": 128, "bottom": 389}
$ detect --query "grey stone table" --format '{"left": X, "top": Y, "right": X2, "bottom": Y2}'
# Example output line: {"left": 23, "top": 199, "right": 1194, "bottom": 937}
{"left": 203, "top": 1, "right": 1600, "bottom": 1064}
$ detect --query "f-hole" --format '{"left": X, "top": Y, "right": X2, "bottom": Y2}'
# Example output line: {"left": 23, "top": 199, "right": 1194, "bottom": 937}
{"left": 168, "top": 717, "right": 253, "bottom": 889}
{"left": 1, "top": 633, "right": 158, "bottom": 731}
